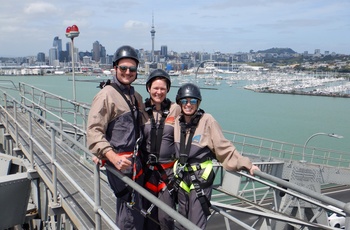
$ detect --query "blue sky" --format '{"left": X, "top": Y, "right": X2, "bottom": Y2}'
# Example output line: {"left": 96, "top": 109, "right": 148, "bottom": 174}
{"left": 1, "top": 0, "right": 349, "bottom": 57}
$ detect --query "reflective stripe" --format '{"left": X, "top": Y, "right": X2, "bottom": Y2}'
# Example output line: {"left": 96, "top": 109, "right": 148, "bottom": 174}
{"left": 185, "top": 161, "right": 213, "bottom": 180}
{"left": 173, "top": 160, "right": 213, "bottom": 193}
{"left": 174, "top": 160, "right": 213, "bottom": 179}
{"left": 179, "top": 181, "right": 191, "bottom": 193}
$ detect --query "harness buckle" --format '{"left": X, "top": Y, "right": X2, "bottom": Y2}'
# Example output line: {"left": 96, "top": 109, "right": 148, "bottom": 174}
{"left": 126, "top": 191, "right": 136, "bottom": 209}
{"left": 176, "top": 163, "right": 186, "bottom": 179}
{"left": 126, "top": 201, "right": 135, "bottom": 209}
{"left": 176, "top": 163, "right": 186, "bottom": 173}
{"left": 147, "top": 154, "right": 158, "bottom": 164}
{"left": 133, "top": 137, "right": 142, "bottom": 157}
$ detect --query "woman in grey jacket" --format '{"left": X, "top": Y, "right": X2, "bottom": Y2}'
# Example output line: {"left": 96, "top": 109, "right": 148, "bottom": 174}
{"left": 171, "top": 83, "right": 260, "bottom": 230}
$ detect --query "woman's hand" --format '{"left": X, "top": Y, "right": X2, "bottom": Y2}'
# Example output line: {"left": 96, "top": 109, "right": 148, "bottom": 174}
{"left": 249, "top": 164, "right": 260, "bottom": 175}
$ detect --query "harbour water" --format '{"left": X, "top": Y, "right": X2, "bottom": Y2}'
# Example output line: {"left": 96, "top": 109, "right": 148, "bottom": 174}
{"left": 0, "top": 73, "right": 349, "bottom": 154}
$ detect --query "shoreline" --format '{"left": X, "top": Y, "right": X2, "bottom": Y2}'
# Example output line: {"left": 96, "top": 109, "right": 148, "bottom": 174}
{"left": 252, "top": 88, "right": 350, "bottom": 98}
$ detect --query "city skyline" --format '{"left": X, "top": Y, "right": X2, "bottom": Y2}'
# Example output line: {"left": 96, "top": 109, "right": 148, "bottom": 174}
{"left": 1, "top": 0, "right": 349, "bottom": 57}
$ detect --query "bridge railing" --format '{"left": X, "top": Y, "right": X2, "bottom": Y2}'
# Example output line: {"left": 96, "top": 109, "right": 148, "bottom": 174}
{"left": 211, "top": 166, "right": 350, "bottom": 229}
{"left": 1, "top": 82, "right": 350, "bottom": 229}
{"left": 0, "top": 85, "right": 201, "bottom": 230}
{"left": 223, "top": 130, "right": 350, "bottom": 168}
{"left": 15, "top": 82, "right": 350, "bottom": 169}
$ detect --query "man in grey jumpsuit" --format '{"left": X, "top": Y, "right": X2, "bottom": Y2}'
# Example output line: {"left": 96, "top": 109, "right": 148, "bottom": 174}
{"left": 87, "top": 45, "right": 145, "bottom": 230}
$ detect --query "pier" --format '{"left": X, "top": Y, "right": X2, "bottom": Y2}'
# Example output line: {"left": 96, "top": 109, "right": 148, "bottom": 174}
{"left": 1, "top": 82, "right": 350, "bottom": 229}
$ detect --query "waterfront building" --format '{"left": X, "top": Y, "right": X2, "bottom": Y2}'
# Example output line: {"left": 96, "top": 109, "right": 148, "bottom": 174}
{"left": 48, "top": 48, "right": 58, "bottom": 66}
{"left": 37, "top": 52, "right": 45, "bottom": 63}
{"left": 66, "top": 42, "right": 72, "bottom": 61}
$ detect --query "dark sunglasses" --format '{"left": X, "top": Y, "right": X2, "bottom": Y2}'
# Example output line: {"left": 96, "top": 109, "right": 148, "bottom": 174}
{"left": 117, "top": 65, "right": 138, "bottom": 72}
{"left": 180, "top": 98, "right": 198, "bottom": 105}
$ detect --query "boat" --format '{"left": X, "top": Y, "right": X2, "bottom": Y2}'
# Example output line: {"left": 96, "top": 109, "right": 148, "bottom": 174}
{"left": 168, "top": 70, "right": 180, "bottom": 76}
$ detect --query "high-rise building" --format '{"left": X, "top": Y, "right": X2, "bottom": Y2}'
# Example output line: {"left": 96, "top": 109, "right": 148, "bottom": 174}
{"left": 150, "top": 13, "right": 156, "bottom": 62}
{"left": 37, "top": 52, "right": 45, "bottom": 63}
{"left": 49, "top": 48, "right": 58, "bottom": 66}
{"left": 100, "top": 45, "right": 107, "bottom": 64}
{"left": 160, "top": 45, "right": 168, "bottom": 57}
{"left": 53, "top": 36, "right": 62, "bottom": 60}
{"left": 92, "top": 41, "right": 101, "bottom": 63}
{"left": 66, "top": 42, "right": 72, "bottom": 61}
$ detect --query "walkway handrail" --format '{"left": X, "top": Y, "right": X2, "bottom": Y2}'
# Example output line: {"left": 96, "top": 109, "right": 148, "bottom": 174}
{"left": 223, "top": 130, "right": 350, "bottom": 168}
{"left": 16, "top": 82, "right": 350, "bottom": 169}
{"left": 2, "top": 82, "right": 350, "bottom": 229}
{"left": 0, "top": 91, "right": 114, "bottom": 228}
{"left": 252, "top": 170, "right": 348, "bottom": 212}
{"left": 0, "top": 88, "right": 200, "bottom": 229}
{"left": 104, "top": 164, "right": 201, "bottom": 230}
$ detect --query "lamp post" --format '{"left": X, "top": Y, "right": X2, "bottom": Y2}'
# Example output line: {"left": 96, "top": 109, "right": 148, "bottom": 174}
{"left": 65, "top": 25, "right": 80, "bottom": 101}
{"left": 301, "top": 133, "right": 343, "bottom": 163}
{"left": 195, "top": 60, "right": 214, "bottom": 79}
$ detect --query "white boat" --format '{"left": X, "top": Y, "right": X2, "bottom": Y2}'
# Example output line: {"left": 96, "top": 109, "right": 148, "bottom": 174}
{"left": 168, "top": 70, "right": 180, "bottom": 76}
{"left": 54, "top": 70, "right": 65, "bottom": 75}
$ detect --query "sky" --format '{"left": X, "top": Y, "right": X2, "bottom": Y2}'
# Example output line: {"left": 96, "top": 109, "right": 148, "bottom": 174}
{"left": 1, "top": 0, "right": 349, "bottom": 57}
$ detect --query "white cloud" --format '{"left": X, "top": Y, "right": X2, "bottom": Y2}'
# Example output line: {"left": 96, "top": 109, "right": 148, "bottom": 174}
{"left": 24, "top": 2, "right": 57, "bottom": 14}
{"left": 124, "top": 20, "right": 148, "bottom": 29}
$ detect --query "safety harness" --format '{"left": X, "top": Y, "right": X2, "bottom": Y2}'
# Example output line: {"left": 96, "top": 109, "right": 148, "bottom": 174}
{"left": 168, "top": 109, "right": 212, "bottom": 216}
{"left": 141, "top": 98, "right": 175, "bottom": 216}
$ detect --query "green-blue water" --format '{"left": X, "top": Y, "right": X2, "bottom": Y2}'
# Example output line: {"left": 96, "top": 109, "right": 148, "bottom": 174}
{"left": 1, "top": 74, "right": 349, "bottom": 153}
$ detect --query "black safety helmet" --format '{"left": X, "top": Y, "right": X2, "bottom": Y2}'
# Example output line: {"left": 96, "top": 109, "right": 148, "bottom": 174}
{"left": 112, "top": 45, "right": 139, "bottom": 67}
{"left": 176, "top": 83, "right": 202, "bottom": 103}
{"left": 146, "top": 69, "right": 171, "bottom": 92}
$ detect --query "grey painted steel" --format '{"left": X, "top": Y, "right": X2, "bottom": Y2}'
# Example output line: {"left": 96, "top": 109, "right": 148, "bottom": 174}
{"left": 0, "top": 94, "right": 116, "bottom": 229}
{"left": 253, "top": 170, "right": 348, "bottom": 211}
{"left": 0, "top": 172, "right": 31, "bottom": 229}
{"left": 210, "top": 202, "right": 330, "bottom": 229}
{"left": 0, "top": 155, "right": 11, "bottom": 175}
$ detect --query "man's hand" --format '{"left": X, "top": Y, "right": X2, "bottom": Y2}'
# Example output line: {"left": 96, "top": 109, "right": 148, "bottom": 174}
{"left": 105, "top": 150, "right": 133, "bottom": 171}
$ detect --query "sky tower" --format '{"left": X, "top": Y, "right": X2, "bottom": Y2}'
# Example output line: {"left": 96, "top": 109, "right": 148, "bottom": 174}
{"left": 150, "top": 13, "right": 156, "bottom": 62}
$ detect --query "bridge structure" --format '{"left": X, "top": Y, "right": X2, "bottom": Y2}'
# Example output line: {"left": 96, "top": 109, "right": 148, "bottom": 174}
{"left": 0, "top": 82, "right": 350, "bottom": 230}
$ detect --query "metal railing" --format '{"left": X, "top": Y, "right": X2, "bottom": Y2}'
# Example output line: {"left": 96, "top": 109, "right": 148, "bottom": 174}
{"left": 223, "top": 130, "right": 350, "bottom": 168}
{"left": 14, "top": 82, "right": 350, "bottom": 168}
{"left": 0, "top": 87, "right": 201, "bottom": 230}
{"left": 1, "top": 82, "right": 350, "bottom": 229}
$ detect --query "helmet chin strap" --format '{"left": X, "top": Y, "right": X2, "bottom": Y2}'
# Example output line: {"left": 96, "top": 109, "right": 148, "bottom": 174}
{"left": 114, "top": 74, "right": 138, "bottom": 86}
{"left": 180, "top": 109, "right": 204, "bottom": 126}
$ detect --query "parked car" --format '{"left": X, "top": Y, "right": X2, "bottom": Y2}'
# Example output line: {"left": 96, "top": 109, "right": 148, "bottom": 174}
{"left": 327, "top": 206, "right": 345, "bottom": 229}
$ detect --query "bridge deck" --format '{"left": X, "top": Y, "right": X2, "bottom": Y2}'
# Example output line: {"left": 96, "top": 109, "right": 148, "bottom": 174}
{"left": 0, "top": 107, "right": 116, "bottom": 229}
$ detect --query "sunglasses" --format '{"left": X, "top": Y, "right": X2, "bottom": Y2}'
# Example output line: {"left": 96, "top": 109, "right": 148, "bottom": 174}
{"left": 180, "top": 98, "right": 198, "bottom": 105}
{"left": 116, "top": 65, "right": 138, "bottom": 72}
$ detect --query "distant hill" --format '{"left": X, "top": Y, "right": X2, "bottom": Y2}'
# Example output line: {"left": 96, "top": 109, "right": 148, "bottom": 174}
{"left": 257, "top": 48, "right": 297, "bottom": 54}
